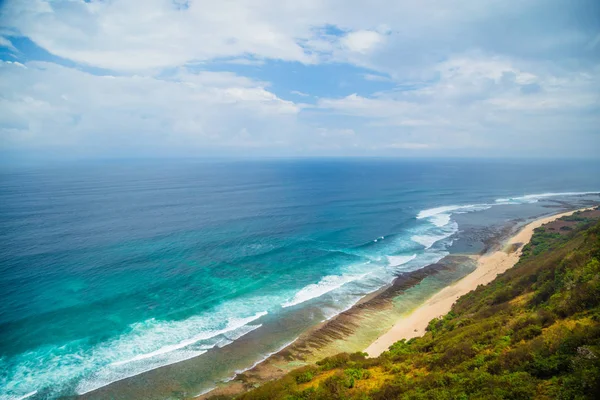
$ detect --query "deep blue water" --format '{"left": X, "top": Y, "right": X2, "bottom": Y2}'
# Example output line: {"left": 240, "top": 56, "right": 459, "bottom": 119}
{"left": 1, "top": 158, "right": 599, "bottom": 399}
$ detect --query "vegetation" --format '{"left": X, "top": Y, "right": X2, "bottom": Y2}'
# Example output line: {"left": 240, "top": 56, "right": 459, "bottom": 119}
{"left": 225, "top": 216, "right": 600, "bottom": 400}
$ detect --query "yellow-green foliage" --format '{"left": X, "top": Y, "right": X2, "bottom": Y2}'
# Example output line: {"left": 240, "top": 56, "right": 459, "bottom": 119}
{"left": 230, "top": 219, "right": 600, "bottom": 400}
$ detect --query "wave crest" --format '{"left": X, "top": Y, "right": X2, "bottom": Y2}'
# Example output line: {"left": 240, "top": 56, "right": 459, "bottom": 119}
{"left": 387, "top": 254, "right": 417, "bottom": 267}
{"left": 496, "top": 191, "right": 599, "bottom": 204}
{"left": 282, "top": 273, "right": 369, "bottom": 308}
{"left": 417, "top": 204, "right": 490, "bottom": 227}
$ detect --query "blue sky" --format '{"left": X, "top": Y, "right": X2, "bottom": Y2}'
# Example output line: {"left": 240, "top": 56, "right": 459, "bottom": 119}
{"left": 0, "top": 0, "right": 599, "bottom": 160}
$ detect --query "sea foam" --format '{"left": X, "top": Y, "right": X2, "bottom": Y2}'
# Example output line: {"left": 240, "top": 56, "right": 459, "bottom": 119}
{"left": 411, "top": 232, "right": 452, "bottom": 249}
{"left": 233, "top": 337, "right": 300, "bottom": 376}
{"left": 110, "top": 312, "right": 267, "bottom": 367}
{"left": 387, "top": 254, "right": 417, "bottom": 267}
{"left": 14, "top": 391, "right": 38, "bottom": 400}
{"left": 417, "top": 204, "right": 492, "bottom": 228}
{"left": 496, "top": 191, "right": 599, "bottom": 204}
{"left": 417, "top": 204, "right": 491, "bottom": 228}
{"left": 410, "top": 218, "right": 459, "bottom": 249}
{"left": 282, "top": 273, "right": 370, "bottom": 308}
{"left": 0, "top": 308, "right": 269, "bottom": 399}
{"left": 75, "top": 312, "right": 267, "bottom": 395}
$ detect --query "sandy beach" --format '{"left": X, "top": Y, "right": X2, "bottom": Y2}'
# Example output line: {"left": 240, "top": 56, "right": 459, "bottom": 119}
{"left": 365, "top": 207, "right": 591, "bottom": 357}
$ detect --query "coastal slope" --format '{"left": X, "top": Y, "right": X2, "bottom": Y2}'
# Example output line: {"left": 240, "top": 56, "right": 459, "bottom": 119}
{"left": 366, "top": 208, "right": 595, "bottom": 356}
{"left": 221, "top": 208, "right": 600, "bottom": 399}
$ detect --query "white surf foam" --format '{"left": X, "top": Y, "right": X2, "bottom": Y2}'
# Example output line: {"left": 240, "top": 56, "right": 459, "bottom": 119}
{"left": 416, "top": 192, "right": 598, "bottom": 230}
{"left": 232, "top": 337, "right": 300, "bottom": 376}
{"left": 282, "top": 273, "right": 370, "bottom": 308}
{"left": 110, "top": 312, "right": 266, "bottom": 367}
{"left": 75, "top": 311, "right": 267, "bottom": 395}
{"left": 80, "top": 321, "right": 261, "bottom": 397}
{"left": 13, "top": 391, "right": 38, "bottom": 400}
{"left": 417, "top": 205, "right": 475, "bottom": 219}
{"left": 196, "top": 386, "right": 217, "bottom": 397}
{"left": 417, "top": 204, "right": 491, "bottom": 228}
{"left": 412, "top": 233, "right": 450, "bottom": 249}
{"left": 387, "top": 254, "right": 417, "bottom": 267}
{"left": 496, "top": 191, "right": 599, "bottom": 204}
{"left": 429, "top": 213, "right": 451, "bottom": 227}
{"left": 77, "top": 350, "right": 210, "bottom": 395}
{"left": 411, "top": 221, "right": 458, "bottom": 250}
{"left": 219, "top": 336, "right": 301, "bottom": 385}
{"left": 223, "top": 322, "right": 264, "bottom": 342}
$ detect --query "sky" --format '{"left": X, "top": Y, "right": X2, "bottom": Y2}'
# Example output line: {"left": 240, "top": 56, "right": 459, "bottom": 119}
{"left": 0, "top": 0, "right": 599, "bottom": 160}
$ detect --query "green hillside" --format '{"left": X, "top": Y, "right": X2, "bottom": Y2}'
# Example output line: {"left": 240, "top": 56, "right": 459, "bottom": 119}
{"left": 217, "top": 214, "right": 600, "bottom": 400}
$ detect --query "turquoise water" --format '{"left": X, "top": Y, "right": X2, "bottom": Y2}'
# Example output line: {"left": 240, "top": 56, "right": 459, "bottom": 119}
{"left": 1, "top": 159, "right": 599, "bottom": 399}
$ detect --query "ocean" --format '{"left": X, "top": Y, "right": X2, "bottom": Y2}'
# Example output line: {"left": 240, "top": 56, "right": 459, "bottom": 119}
{"left": 1, "top": 158, "right": 599, "bottom": 399}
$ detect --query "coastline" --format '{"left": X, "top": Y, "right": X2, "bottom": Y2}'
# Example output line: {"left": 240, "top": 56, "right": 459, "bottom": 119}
{"left": 365, "top": 207, "right": 592, "bottom": 357}
{"left": 197, "top": 256, "right": 478, "bottom": 399}
{"left": 3, "top": 159, "right": 600, "bottom": 400}
{"left": 204, "top": 206, "right": 600, "bottom": 400}
{"left": 198, "top": 206, "right": 596, "bottom": 399}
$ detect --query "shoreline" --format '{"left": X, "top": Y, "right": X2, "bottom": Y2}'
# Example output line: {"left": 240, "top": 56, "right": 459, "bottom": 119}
{"left": 197, "top": 255, "right": 478, "bottom": 399}
{"left": 198, "top": 206, "right": 594, "bottom": 399}
{"left": 365, "top": 207, "right": 592, "bottom": 357}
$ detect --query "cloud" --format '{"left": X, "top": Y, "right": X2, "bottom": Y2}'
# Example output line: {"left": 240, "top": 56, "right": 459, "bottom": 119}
{"left": 0, "top": 36, "right": 17, "bottom": 51}
{"left": 363, "top": 73, "right": 392, "bottom": 82}
{"left": 3, "top": 0, "right": 597, "bottom": 73}
{"left": 341, "top": 30, "right": 384, "bottom": 54}
{"left": 0, "top": 61, "right": 301, "bottom": 153}
{"left": 316, "top": 54, "right": 600, "bottom": 154}
{"left": 0, "top": 0, "right": 598, "bottom": 158}
{"left": 0, "top": 0, "right": 316, "bottom": 70}
{"left": 321, "top": 55, "right": 599, "bottom": 118}
{"left": 224, "top": 58, "right": 266, "bottom": 66}
{"left": 317, "top": 128, "right": 355, "bottom": 137}
{"left": 291, "top": 90, "right": 310, "bottom": 97}
{"left": 385, "top": 142, "right": 430, "bottom": 149}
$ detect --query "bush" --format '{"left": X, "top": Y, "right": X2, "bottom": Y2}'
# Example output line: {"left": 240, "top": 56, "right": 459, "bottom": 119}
{"left": 295, "top": 371, "right": 314, "bottom": 384}
{"left": 513, "top": 324, "right": 542, "bottom": 342}
{"left": 320, "top": 372, "right": 352, "bottom": 397}
{"left": 317, "top": 353, "right": 350, "bottom": 371}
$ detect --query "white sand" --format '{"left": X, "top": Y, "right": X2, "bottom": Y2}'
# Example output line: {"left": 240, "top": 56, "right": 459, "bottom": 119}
{"left": 365, "top": 208, "right": 590, "bottom": 357}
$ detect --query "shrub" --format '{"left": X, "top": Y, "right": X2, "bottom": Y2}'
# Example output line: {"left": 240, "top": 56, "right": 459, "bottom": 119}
{"left": 320, "top": 371, "right": 352, "bottom": 397}
{"left": 295, "top": 371, "right": 314, "bottom": 384}
{"left": 317, "top": 353, "right": 350, "bottom": 371}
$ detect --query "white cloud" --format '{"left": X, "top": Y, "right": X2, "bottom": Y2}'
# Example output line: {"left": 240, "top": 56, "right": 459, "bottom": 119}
{"left": 0, "top": 0, "right": 317, "bottom": 70}
{"left": 0, "top": 61, "right": 301, "bottom": 152}
{"left": 3, "top": 0, "right": 596, "bottom": 73}
{"left": 0, "top": 0, "right": 598, "bottom": 157}
{"left": 291, "top": 90, "right": 310, "bottom": 97}
{"left": 341, "top": 30, "right": 384, "bottom": 54}
{"left": 0, "top": 36, "right": 16, "bottom": 51}
{"left": 316, "top": 54, "right": 600, "bottom": 154}
{"left": 318, "top": 93, "right": 417, "bottom": 119}
{"left": 363, "top": 73, "right": 392, "bottom": 82}
{"left": 317, "top": 127, "right": 355, "bottom": 137}
{"left": 385, "top": 142, "right": 430, "bottom": 149}
{"left": 224, "top": 58, "right": 266, "bottom": 66}
{"left": 321, "top": 55, "right": 600, "bottom": 118}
